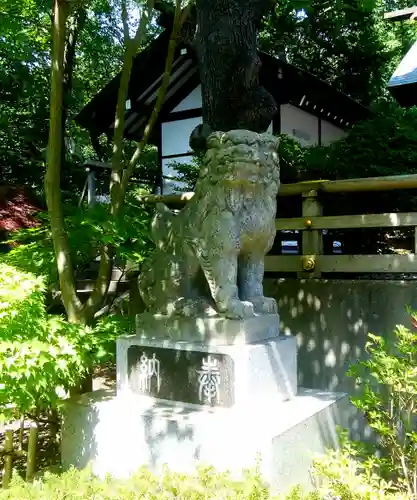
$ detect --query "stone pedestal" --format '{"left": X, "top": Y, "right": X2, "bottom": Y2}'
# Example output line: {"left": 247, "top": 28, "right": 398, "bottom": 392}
{"left": 61, "top": 313, "right": 352, "bottom": 493}
{"left": 117, "top": 314, "right": 296, "bottom": 410}
{"left": 61, "top": 388, "right": 352, "bottom": 493}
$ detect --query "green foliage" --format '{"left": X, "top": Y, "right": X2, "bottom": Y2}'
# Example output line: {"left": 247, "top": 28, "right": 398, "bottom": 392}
{"left": 0, "top": 263, "right": 131, "bottom": 422}
{"left": 345, "top": 313, "right": 417, "bottom": 496}
{"left": 0, "top": 460, "right": 407, "bottom": 499}
{"left": 261, "top": 0, "right": 417, "bottom": 105}
{"left": 64, "top": 197, "right": 153, "bottom": 269}
{"left": 1, "top": 198, "right": 153, "bottom": 286}
{"left": 311, "top": 437, "right": 409, "bottom": 499}
{"left": 167, "top": 155, "right": 204, "bottom": 192}
{"left": 0, "top": 0, "right": 137, "bottom": 192}
{"left": 303, "top": 103, "right": 417, "bottom": 182}
{"left": 0, "top": 465, "right": 274, "bottom": 499}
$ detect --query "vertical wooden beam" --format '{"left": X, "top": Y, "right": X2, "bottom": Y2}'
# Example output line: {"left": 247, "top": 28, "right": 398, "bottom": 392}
{"left": 18, "top": 416, "right": 24, "bottom": 450}
{"left": 414, "top": 226, "right": 417, "bottom": 254}
{"left": 273, "top": 104, "right": 281, "bottom": 134}
{"left": 156, "top": 123, "right": 163, "bottom": 195}
{"left": 87, "top": 169, "right": 96, "bottom": 207}
{"left": 299, "top": 189, "right": 323, "bottom": 278}
{"left": 318, "top": 117, "right": 322, "bottom": 146}
{"left": 2, "top": 429, "right": 13, "bottom": 488}
{"left": 26, "top": 422, "right": 38, "bottom": 482}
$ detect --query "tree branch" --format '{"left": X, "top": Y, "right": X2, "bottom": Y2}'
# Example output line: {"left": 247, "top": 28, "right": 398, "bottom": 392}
{"left": 121, "top": 0, "right": 130, "bottom": 43}
{"left": 82, "top": 0, "right": 154, "bottom": 321}
{"left": 108, "top": 0, "right": 153, "bottom": 215}
{"left": 119, "top": 0, "right": 189, "bottom": 200}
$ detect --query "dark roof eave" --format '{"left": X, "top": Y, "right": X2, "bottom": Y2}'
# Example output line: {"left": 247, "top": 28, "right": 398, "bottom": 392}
{"left": 76, "top": 34, "right": 371, "bottom": 138}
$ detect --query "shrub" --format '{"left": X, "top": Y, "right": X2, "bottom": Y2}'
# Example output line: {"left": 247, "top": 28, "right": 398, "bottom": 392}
{"left": 1, "top": 197, "right": 153, "bottom": 287}
{"left": 0, "top": 466, "right": 275, "bottom": 499}
{"left": 1, "top": 461, "right": 409, "bottom": 499}
{"left": 345, "top": 314, "right": 417, "bottom": 497}
{"left": 0, "top": 264, "right": 128, "bottom": 422}
{"left": 311, "top": 434, "right": 408, "bottom": 499}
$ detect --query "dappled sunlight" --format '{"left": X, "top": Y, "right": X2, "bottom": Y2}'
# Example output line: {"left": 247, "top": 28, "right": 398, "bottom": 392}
{"left": 57, "top": 249, "right": 68, "bottom": 274}
{"left": 267, "top": 277, "right": 417, "bottom": 405}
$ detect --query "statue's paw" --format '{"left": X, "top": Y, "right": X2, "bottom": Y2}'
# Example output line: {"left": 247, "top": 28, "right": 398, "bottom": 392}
{"left": 224, "top": 299, "right": 255, "bottom": 319}
{"left": 249, "top": 296, "right": 278, "bottom": 314}
{"left": 174, "top": 297, "right": 216, "bottom": 317}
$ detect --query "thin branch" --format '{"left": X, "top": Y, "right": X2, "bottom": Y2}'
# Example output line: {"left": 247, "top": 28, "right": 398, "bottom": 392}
{"left": 121, "top": 0, "right": 130, "bottom": 43}
{"left": 82, "top": 0, "right": 154, "bottom": 321}
{"left": 118, "top": 0, "right": 188, "bottom": 202}
{"left": 109, "top": 0, "right": 154, "bottom": 215}
{"left": 84, "top": 0, "right": 187, "bottom": 321}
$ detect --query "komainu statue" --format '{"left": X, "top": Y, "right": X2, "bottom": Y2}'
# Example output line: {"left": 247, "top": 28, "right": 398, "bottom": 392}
{"left": 138, "top": 130, "right": 280, "bottom": 319}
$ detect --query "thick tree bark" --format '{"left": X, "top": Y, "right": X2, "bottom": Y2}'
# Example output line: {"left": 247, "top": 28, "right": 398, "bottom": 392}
{"left": 193, "top": 0, "right": 277, "bottom": 135}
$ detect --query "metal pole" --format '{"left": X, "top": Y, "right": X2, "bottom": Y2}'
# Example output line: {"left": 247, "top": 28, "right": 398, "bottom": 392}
{"left": 86, "top": 169, "right": 96, "bottom": 207}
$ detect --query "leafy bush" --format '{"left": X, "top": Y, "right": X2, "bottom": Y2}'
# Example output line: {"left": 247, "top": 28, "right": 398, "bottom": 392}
{"left": 167, "top": 155, "right": 203, "bottom": 192}
{"left": 303, "top": 102, "right": 417, "bottom": 183}
{"left": 345, "top": 314, "right": 417, "bottom": 497}
{"left": 0, "top": 466, "right": 274, "bottom": 499}
{"left": 0, "top": 264, "right": 129, "bottom": 422}
{"left": 2, "top": 196, "right": 153, "bottom": 286}
{"left": 311, "top": 442, "right": 409, "bottom": 499}
{"left": 1, "top": 460, "right": 409, "bottom": 499}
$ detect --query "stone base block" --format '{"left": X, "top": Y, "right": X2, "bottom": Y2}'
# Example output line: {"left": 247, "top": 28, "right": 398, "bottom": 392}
{"left": 135, "top": 313, "right": 281, "bottom": 344}
{"left": 117, "top": 334, "right": 297, "bottom": 409}
{"left": 61, "top": 389, "right": 351, "bottom": 494}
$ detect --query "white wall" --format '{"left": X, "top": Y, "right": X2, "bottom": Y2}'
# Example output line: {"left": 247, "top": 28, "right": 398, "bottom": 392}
{"left": 161, "top": 89, "right": 347, "bottom": 194}
{"left": 172, "top": 85, "right": 203, "bottom": 112}
{"left": 280, "top": 104, "right": 319, "bottom": 146}
{"left": 161, "top": 116, "right": 202, "bottom": 157}
{"left": 321, "top": 119, "right": 346, "bottom": 146}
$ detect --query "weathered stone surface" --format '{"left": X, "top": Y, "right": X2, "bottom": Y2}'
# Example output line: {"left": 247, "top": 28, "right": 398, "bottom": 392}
{"left": 135, "top": 312, "right": 281, "bottom": 344}
{"left": 138, "top": 130, "right": 280, "bottom": 320}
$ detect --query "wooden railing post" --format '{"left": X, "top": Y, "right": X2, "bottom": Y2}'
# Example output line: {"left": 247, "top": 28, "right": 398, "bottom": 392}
{"left": 414, "top": 227, "right": 417, "bottom": 254}
{"left": 2, "top": 429, "right": 14, "bottom": 488}
{"left": 25, "top": 422, "right": 38, "bottom": 482}
{"left": 299, "top": 189, "right": 323, "bottom": 278}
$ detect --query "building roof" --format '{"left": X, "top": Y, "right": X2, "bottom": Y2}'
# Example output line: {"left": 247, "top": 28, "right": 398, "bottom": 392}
{"left": 75, "top": 30, "right": 371, "bottom": 142}
{"left": 388, "top": 39, "right": 417, "bottom": 107}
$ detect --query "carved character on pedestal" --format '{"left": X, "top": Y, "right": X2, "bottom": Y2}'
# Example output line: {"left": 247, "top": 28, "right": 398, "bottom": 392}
{"left": 138, "top": 129, "right": 280, "bottom": 319}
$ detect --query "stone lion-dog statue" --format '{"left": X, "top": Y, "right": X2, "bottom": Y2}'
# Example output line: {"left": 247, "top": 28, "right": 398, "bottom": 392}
{"left": 138, "top": 129, "right": 280, "bottom": 319}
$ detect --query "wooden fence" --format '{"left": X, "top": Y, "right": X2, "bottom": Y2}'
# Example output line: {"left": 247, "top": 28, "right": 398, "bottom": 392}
{"left": 139, "top": 173, "right": 417, "bottom": 278}
{"left": 1, "top": 421, "right": 38, "bottom": 488}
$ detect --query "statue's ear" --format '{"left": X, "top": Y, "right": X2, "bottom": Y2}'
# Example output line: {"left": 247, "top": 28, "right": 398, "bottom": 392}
{"left": 189, "top": 123, "right": 214, "bottom": 153}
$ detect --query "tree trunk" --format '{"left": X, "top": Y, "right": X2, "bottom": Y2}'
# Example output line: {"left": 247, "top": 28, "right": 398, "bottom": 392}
{"left": 45, "top": 0, "right": 84, "bottom": 323}
{"left": 193, "top": 0, "right": 277, "bottom": 134}
{"left": 62, "top": 7, "right": 86, "bottom": 159}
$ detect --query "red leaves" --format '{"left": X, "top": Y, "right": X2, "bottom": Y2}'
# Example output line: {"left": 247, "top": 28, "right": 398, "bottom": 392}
{"left": 0, "top": 185, "right": 41, "bottom": 232}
